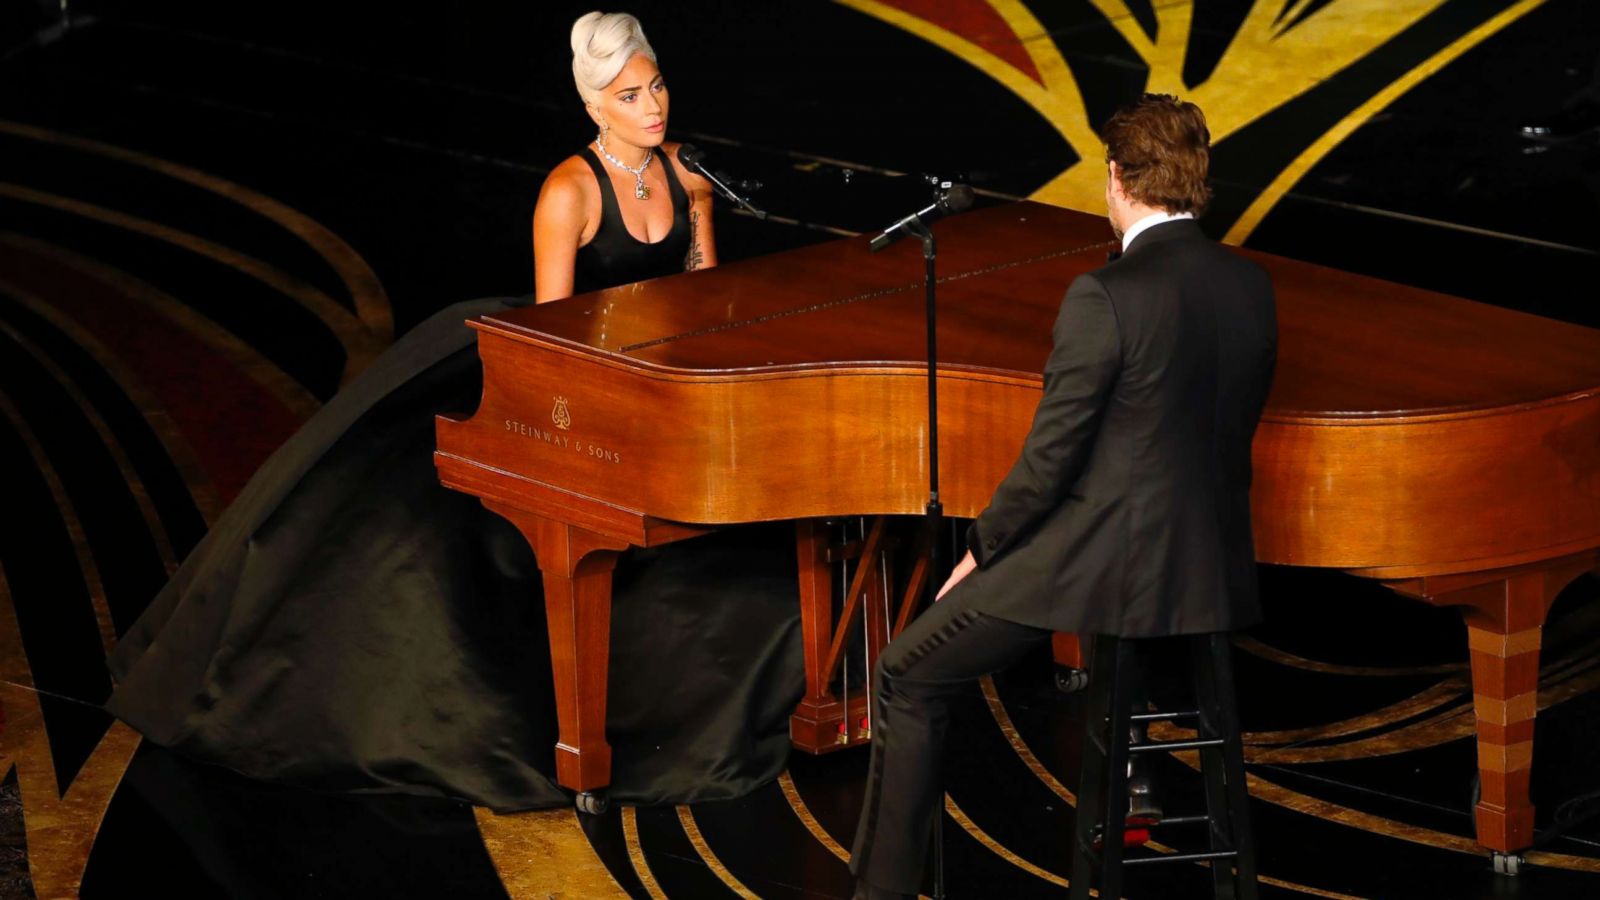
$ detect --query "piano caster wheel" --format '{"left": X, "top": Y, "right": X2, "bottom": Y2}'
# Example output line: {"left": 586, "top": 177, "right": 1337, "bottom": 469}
{"left": 1055, "top": 665, "right": 1089, "bottom": 694}
{"left": 576, "top": 791, "right": 610, "bottom": 816}
{"left": 1492, "top": 852, "right": 1523, "bottom": 876}
{"left": 1472, "top": 778, "right": 1527, "bottom": 877}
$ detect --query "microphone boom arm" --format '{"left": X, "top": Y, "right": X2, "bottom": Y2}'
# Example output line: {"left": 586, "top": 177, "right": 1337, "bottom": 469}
{"left": 870, "top": 201, "right": 941, "bottom": 252}
{"left": 869, "top": 182, "right": 974, "bottom": 252}
{"left": 677, "top": 145, "right": 768, "bottom": 220}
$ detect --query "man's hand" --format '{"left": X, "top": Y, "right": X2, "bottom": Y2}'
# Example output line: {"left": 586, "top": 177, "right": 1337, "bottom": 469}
{"left": 936, "top": 550, "right": 978, "bottom": 601}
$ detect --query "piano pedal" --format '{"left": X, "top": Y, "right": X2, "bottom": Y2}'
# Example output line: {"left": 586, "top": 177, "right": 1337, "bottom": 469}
{"left": 835, "top": 717, "right": 872, "bottom": 743}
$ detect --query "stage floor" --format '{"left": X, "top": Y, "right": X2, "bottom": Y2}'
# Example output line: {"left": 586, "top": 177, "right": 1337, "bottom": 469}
{"left": 3, "top": 1, "right": 1600, "bottom": 897}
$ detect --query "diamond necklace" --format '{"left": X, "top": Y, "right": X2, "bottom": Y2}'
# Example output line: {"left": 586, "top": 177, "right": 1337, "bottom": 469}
{"left": 595, "top": 134, "right": 653, "bottom": 200}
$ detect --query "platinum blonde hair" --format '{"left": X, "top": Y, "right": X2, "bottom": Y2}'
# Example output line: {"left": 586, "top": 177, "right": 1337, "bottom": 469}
{"left": 571, "top": 12, "right": 657, "bottom": 104}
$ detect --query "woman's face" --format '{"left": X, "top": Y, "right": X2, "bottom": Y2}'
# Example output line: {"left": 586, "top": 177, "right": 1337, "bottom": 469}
{"left": 588, "top": 53, "right": 669, "bottom": 150}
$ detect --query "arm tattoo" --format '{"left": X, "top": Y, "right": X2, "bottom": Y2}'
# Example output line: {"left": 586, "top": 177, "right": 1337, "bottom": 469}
{"left": 684, "top": 209, "right": 705, "bottom": 271}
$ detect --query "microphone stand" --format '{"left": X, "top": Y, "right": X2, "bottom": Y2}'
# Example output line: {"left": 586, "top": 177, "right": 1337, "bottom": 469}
{"left": 902, "top": 215, "right": 947, "bottom": 900}
{"left": 870, "top": 180, "right": 969, "bottom": 900}
{"left": 903, "top": 217, "right": 943, "bottom": 579}
{"left": 678, "top": 149, "right": 767, "bottom": 219}
{"left": 699, "top": 167, "right": 768, "bottom": 219}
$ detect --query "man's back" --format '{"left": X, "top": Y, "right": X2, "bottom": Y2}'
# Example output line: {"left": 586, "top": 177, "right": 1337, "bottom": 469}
{"left": 1098, "top": 219, "right": 1277, "bottom": 501}
{"left": 967, "top": 218, "right": 1278, "bottom": 636}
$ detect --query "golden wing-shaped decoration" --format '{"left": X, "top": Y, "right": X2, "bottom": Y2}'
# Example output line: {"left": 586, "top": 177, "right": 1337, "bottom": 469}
{"left": 836, "top": 0, "right": 1547, "bottom": 241}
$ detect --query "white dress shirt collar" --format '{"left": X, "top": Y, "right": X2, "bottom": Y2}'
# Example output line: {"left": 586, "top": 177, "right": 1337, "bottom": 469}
{"left": 1121, "top": 210, "right": 1195, "bottom": 252}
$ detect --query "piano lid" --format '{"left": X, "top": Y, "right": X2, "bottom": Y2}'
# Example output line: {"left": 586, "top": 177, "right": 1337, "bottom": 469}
{"left": 478, "top": 201, "right": 1600, "bottom": 424}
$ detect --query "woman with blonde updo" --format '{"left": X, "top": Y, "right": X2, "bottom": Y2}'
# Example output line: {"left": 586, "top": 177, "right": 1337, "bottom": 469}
{"left": 107, "top": 12, "right": 801, "bottom": 815}
{"left": 533, "top": 11, "right": 716, "bottom": 301}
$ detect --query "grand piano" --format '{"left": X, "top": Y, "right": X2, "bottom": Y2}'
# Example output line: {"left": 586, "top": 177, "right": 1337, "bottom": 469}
{"left": 435, "top": 201, "right": 1600, "bottom": 859}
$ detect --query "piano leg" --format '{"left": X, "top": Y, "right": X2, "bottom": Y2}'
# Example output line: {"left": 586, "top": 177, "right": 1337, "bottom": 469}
{"left": 483, "top": 501, "right": 629, "bottom": 804}
{"left": 1389, "top": 552, "right": 1596, "bottom": 858}
{"left": 1052, "top": 632, "right": 1090, "bottom": 693}
{"left": 1052, "top": 632, "right": 1085, "bottom": 668}
{"left": 1457, "top": 578, "right": 1548, "bottom": 857}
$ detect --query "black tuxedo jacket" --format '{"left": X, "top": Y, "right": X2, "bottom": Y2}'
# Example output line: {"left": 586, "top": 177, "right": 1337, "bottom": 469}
{"left": 962, "top": 219, "right": 1277, "bottom": 636}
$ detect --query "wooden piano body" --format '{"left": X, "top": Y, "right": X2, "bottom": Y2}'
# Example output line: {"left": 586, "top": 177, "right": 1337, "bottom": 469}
{"left": 435, "top": 201, "right": 1600, "bottom": 853}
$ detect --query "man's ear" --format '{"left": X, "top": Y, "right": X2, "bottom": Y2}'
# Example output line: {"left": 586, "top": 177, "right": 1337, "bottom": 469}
{"left": 1107, "top": 161, "right": 1124, "bottom": 201}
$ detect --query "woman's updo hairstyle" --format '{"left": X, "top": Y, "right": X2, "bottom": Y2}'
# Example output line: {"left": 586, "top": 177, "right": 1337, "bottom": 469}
{"left": 571, "top": 11, "right": 657, "bottom": 105}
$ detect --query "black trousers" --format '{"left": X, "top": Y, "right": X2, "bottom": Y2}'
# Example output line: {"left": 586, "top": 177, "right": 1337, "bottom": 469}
{"left": 848, "top": 578, "right": 1052, "bottom": 893}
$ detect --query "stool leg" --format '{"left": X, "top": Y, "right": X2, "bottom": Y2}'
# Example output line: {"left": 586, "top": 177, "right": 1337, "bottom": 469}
{"left": 1191, "top": 636, "right": 1238, "bottom": 900}
{"left": 1099, "top": 638, "right": 1138, "bottom": 900}
{"left": 1069, "top": 636, "right": 1113, "bottom": 900}
{"left": 1209, "top": 633, "right": 1258, "bottom": 900}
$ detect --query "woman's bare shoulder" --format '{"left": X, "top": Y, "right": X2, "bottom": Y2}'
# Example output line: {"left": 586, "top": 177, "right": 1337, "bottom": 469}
{"left": 540, "top": 153, "right": 597, "bottom": 199}
{"left": 534, "top": 155, "right": 600, "bottom": 238}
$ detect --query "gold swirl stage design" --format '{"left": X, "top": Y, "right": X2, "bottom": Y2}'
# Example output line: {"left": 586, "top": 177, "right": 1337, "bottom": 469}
{"left": 832, "top": 0, "right": 1549, "bottom": 243}
{"left": 0, "top": 119, "right": 391, "bottom": 898}
{"left": 475, "top": 625, "right": 1600, "bottom": 899}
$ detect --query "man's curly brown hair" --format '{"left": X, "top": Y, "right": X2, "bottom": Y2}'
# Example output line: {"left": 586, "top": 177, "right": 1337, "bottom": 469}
{"left": 1102, "top": 94, "right": 1212, "bottom": 215}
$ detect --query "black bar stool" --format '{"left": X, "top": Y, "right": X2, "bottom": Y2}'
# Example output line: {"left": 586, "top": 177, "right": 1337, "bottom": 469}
{"left": 1068, "top": 633, "right": 1258, "bottom": 900}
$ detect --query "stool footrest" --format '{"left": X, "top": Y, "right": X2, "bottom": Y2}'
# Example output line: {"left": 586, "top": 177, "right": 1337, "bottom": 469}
{"left": 1131, "top": 710, "right": 1199, "bottom": 723}
{"left": 1123, "top": 850, "right": 1238, "bottom": 867}
{"left": 1129, "top": 738, "right": 1223, "bottom": 753}
{"left": 1153, "top": 815, "right": 1211, "bottom": 826}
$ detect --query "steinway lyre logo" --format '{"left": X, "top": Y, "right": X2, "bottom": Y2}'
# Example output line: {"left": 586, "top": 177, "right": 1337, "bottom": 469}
{"left": 551, "top": 395, "right": 572, "bottom": 431}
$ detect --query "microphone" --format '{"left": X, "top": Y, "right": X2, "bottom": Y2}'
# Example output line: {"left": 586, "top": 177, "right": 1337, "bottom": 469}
{"left": 869, "top": 181, "right": 975, "bottom": 252}
{"left": 677, "top": 144, "right": 768, "bottom": 220}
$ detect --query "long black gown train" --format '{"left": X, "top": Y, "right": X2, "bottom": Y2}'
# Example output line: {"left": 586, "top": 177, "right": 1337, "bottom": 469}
{"left": 108, "top": 148, "right": 805, "bottom": 811}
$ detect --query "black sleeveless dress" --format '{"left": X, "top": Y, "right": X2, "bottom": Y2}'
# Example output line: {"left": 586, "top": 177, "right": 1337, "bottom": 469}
{"left": 574, "top": 147, "right": 693, "bottom": 291}
{"left": 106, "top": 148, "right": 804, "bottom": 811}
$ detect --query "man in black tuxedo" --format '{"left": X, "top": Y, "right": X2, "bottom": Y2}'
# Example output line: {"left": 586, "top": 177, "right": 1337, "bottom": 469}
{"left": 850, "top": 94, "right": 1278, "bottom": 900}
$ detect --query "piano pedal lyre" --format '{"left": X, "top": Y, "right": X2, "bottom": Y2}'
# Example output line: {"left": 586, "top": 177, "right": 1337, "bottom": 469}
{"left": 790, "top": 516, "right": 932, "bottom": 754}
